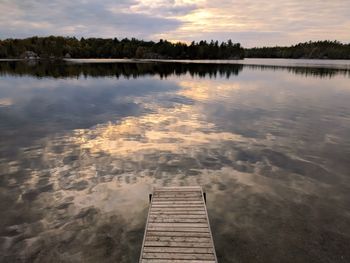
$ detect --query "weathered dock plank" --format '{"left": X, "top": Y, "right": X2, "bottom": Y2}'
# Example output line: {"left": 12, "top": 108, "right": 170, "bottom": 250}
{"left": 142, "top": 252, "right": 216, "bottom": 260}
{"left": 144, "top": 241, "right": 213, "bottom": 248}
{"left": 145, "top": 236, "right": 212, "bottom": 242}
{"left": 146, "top": 231, "right": 211, "bottom": 238}
{"left": 140, "top": 186, "right": 217, "bottom": 262}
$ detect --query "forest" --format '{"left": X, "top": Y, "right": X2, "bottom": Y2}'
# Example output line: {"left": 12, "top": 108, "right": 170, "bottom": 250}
{"left": 245, "top": 41, "right": 350, "bottom": 59}
{"left": 0, "top": 37, "right": 349, "bottom": 60}
{"left": 0, "top": 36, "right": 244, "bottom": 59}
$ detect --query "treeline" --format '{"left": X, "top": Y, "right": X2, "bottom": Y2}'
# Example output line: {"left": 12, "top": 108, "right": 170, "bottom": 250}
{"left": 245, "top": 41, "right": 350, "bottom": 59}
{"left": 0, "top": 36, "right": 244, "bottom": 59}
{"left": 1, "top": 37, "right": 349, "bottom": 60}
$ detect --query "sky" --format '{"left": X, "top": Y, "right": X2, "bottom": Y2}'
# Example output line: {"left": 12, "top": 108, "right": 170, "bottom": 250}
{"left": 0, "top": 0, "right": 349, "bottom": 47}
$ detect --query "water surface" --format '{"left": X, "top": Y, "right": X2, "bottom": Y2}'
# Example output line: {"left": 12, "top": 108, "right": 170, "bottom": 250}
{"left": 0, "top": 60, "right": 350, "bottom": 262}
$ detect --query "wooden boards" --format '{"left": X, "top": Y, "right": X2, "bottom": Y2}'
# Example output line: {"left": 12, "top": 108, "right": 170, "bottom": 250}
{"left": 140, "top": 186, "right": 217, "bottom": 263}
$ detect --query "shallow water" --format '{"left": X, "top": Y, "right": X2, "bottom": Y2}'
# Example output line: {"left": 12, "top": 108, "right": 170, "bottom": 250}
{"left": 0, "top": 60, "right": 350, "bottom": 262}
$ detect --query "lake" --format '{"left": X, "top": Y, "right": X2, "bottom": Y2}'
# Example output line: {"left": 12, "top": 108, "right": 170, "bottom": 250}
{"left": 0, "top": 59, "right": 349, "bottom": 262}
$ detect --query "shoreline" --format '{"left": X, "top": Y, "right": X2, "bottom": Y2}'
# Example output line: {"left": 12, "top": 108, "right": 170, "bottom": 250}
{"left": 1, "top": 58, "right": 349, "bottom": 70}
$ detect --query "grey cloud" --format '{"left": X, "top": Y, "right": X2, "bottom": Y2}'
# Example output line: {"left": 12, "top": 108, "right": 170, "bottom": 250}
{"left": 0, "top": 0, "right": 182, "bottom": 39}
{"left": 141, "top": 3, "right": 198, "bottom": 16}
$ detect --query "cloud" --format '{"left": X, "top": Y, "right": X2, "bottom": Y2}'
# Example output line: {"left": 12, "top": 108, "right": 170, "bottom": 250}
{"left": 127, "top": 0, "right": 199, "bottom": 16}
{"left": 0, "top": 0, "right": 349, "bottom": 46}
{"left": 0, "top": 0, "right": 182, "bottom": 39}
{"left": 158, "top": 0, "right": 350, "bottom": 46}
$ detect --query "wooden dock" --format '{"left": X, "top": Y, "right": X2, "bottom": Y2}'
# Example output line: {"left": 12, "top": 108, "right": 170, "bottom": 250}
{"left": 139, "top": 186, "right": 217, "bottom": 262}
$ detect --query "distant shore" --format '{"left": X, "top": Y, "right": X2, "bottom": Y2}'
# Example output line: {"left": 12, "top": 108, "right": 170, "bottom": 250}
{"left": 1, "top": 37, "right": 350, "bottom": 60}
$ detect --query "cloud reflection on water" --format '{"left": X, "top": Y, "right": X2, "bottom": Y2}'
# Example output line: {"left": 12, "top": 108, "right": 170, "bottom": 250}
{"left": 0, "top": 62, "right": 350, "bottom": 262}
